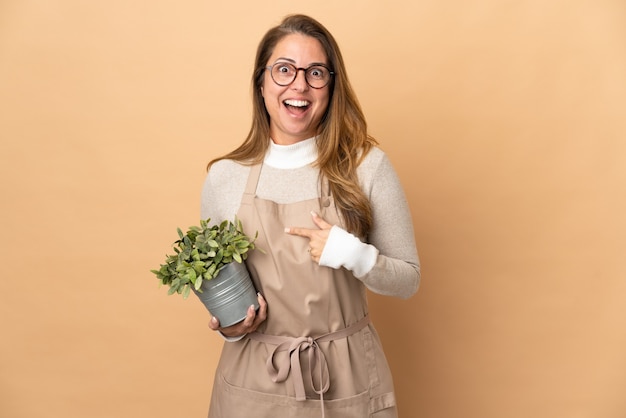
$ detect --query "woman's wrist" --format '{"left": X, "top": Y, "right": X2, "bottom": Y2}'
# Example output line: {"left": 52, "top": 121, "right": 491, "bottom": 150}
{"left": 218, "top": 331, "right": 247, "bottom": 342}
{"left": 319, "top": 225, "right": 379, "bottom": 277}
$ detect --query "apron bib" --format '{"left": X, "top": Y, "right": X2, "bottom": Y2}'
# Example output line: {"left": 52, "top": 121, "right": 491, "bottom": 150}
{"left": 208, "top": 164, "right": 397, "bottom": 418}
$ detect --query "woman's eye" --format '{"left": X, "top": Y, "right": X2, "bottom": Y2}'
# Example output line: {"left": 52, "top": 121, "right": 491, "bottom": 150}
{"left": 309, "top": 67, "right": 325, "bottom": 78}
{"left": 277, "top": 65, "right": 292, "bottom": 73}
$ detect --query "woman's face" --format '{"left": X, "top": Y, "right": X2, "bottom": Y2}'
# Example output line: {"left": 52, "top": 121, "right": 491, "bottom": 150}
{"left": 261, "top": 33, "right": 331, "bottom": 145}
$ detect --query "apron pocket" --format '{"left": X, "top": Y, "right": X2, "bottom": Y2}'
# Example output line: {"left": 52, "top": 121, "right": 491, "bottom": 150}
{"left": 212, "top": 373, "right": 372, "bottom": 418}
{"left": 370, "top": 392, "right": 397, "bottom": 416}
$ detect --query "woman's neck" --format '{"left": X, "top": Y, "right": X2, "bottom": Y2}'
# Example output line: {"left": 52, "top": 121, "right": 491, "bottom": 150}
{"left": 264, "top": 137, "right": 318, "bottom": 169}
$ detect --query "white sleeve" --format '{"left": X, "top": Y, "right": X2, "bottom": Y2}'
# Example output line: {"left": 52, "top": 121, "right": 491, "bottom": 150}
{"left": 318, "top": 225, "right": 379, "bottom": 278}
{"left": 218, "top": 331, "right": 247, "bottom": 342}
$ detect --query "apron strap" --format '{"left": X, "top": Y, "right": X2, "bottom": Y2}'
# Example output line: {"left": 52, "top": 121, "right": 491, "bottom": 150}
{"left": 247, "top": 315, "right": 370, "bottom": 417}
{"left": 319, "top": 175, "right": 332, "bottom": 212}
{"left": 241, "top": 163, "right": 262, "bottom": 207}
{"left": 320, "top": 173, "right": 330, "bottom": 199}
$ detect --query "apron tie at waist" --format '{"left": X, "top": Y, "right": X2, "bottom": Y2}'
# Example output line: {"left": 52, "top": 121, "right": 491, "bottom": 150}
{"left": 268, "top": 335, "right": 329, "bottom": 401}
{"left": 248, "top": 315, "right": 370, "bottom": 414}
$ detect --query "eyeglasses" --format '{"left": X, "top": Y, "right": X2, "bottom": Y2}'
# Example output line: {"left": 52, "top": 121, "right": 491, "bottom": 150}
{"left": 266, "top": 62, "right": 334, "bottom": 89}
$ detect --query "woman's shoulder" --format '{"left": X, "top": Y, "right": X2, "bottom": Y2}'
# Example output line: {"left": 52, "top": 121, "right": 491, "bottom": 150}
{"left": 358, "top": 146, "right": 391, "bottom": 175}
{"left": 208, "top": 159, "right": 251, "bottom": 181}
{"left": 357, "top": 146, "right": 401, "bottom": 194}
{"left": 201, "top": 159, "right": 251, "bottom": 221}
{"left": 362, "top": 146, "right": 386, "bottom": 162}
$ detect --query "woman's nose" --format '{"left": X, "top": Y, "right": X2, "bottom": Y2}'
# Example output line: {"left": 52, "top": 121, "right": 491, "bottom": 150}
{"left": 290, "top": 69, "right": 309, "bottom": 91}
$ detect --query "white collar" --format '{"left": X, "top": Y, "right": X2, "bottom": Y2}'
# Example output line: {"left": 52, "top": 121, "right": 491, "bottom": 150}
{"left": 264, "top": 137, "right": 318, "bottom": 169}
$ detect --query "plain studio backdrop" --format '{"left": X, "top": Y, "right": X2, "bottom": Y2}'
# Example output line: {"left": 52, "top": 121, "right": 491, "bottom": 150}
{"left": 1, "top": 1, "right": 625, "bottom": 417}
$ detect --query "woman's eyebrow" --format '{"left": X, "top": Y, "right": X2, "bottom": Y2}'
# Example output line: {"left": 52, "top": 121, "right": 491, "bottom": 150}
{"left": 273, "top": 57, "right": 328, "bottom": 67}
{"left": 273, "top": 57, "right": 296, "bottom": 63}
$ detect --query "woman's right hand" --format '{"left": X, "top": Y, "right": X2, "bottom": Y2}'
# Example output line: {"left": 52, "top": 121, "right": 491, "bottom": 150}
{"left": 208, "top": 292, "right": 267, "bottom": 338}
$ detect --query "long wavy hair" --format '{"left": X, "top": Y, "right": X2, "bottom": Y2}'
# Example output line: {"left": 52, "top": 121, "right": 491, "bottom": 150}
{"left": 208, "top": 14, "right": 377, "bottom": 238}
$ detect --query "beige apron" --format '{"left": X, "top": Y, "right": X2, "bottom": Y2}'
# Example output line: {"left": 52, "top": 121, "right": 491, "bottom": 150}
{"left": 208, "top": 164, "right": 397, "bottom": 418}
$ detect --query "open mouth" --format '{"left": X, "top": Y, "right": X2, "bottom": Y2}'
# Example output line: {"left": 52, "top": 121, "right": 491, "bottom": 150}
{"left": 283, "top": 99, "right": 311, "bottom": 114}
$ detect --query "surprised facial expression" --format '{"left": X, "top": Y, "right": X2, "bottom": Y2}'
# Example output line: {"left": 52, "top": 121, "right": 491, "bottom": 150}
{"left": 261, "top": 33, "right": 331, "bottom": 145}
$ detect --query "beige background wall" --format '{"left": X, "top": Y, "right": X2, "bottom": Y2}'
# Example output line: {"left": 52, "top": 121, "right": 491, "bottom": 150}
{"left": 1, "top": 1, "right": 624, "bottom": 417}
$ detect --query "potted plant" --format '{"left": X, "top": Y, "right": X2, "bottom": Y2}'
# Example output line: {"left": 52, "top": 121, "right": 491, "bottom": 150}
{"left": 151, "top": 218, "right": 260, "bottom": 327}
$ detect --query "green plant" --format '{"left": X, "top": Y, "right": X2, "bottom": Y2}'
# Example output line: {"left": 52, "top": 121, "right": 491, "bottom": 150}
{"left": 151, "top": 218, "right": 259, "bottom": 299}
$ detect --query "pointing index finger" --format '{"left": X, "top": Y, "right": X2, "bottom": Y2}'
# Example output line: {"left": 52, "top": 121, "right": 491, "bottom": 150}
{"left": 284, "top": 226, "right": 313, "bottom": 238}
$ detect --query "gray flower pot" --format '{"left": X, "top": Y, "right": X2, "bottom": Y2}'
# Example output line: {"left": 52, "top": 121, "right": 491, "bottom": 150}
{"left": 193, "top": 261, "right": 259, "bottom": 328}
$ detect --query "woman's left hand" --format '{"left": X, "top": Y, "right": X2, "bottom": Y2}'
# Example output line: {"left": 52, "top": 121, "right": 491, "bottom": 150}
{"left": 285, "top": 211, "right": 333, "bottom": 263}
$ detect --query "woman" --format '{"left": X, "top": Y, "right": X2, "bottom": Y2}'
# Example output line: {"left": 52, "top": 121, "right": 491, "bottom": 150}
{"left": 201, "top": 14, "right": 420, "bottom": 418}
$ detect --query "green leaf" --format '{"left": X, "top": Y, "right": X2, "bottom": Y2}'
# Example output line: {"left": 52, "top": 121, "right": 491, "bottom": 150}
{"left": 206, "top": 264, "right": 216, "bottom": 277}
{"left": 214, "top": 249, "right": 223, "bottom": 265}
{"left": 191, "top": 249, "right": 200, "bottom": 261}
{"left": 192, "top": 261, "right": 205, "bottom": 274}
{"left": 236, "top": 240, "right": 250, "bottom": 248}
{"left": 185, "top": 268, "right": 196, "bottom": 282}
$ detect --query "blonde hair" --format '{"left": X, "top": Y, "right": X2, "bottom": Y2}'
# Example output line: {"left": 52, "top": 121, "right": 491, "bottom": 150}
{"left": 208, "top": 14, "right": 377, "bottom": 238}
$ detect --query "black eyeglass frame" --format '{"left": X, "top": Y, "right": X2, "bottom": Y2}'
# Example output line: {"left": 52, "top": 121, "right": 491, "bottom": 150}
{"left": 265, "top": 62, "right": 335, "bottom": 89}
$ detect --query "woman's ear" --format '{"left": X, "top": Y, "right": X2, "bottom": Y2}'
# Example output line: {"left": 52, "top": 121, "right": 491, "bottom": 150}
{"left": 260, "top": 86, "right": 264, "bottom": 97}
